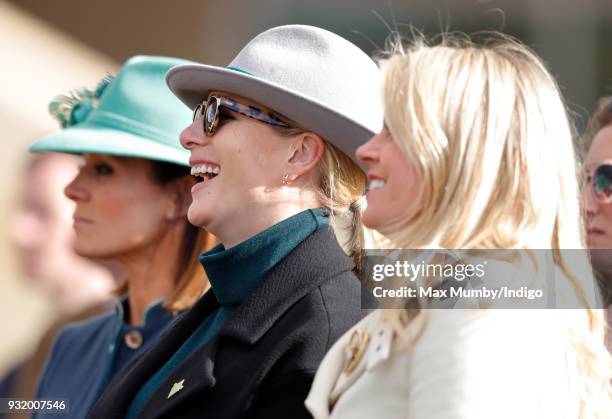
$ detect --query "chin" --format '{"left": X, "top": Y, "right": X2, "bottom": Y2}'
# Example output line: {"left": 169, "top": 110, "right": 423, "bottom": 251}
{"left": 589, "top": 248, "right": 612, "bottom": 273}
{"left": 187, "top": 207, "right": 211, "bottom": 229}
{"left": 73, "top": 240, "right": 113, "bottom": 259}
{"left": 361, "top": 207, "right": 385, "bottom": 231}
{"left": 74, "top": 245, "right": 100, "bottom": 259}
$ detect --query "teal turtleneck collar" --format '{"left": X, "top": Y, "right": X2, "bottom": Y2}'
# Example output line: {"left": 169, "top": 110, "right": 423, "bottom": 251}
{"left": 199, "top": 208, "right": 329, "bottom": 306}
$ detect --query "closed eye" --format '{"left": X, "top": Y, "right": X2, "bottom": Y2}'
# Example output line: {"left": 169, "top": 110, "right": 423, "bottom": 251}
{"left": 94, "top": 163, "right": 114, "bottom": 176}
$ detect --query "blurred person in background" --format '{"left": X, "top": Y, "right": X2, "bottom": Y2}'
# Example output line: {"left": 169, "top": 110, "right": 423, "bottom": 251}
{"left": 28, "top": 55, "right": 217, "bottom": 419}
{"left": 581, "top": 95, "right": 612, "bottom": 351}
{"left": 11, "top": 153, "right": 118, "bottom": 314}
{"left": 0, "top": 152, "right": 117, "bottom": 419}
{"left": 89, "top": 25, "right": 379, "bottom": 419}
{"left": 306, "top": 34, "right": 611, "bottom": 418}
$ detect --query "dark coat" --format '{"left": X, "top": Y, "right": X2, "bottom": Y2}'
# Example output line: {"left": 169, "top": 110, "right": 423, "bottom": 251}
{"left": 89, "top": 227, "right": 368, "bottom": 419}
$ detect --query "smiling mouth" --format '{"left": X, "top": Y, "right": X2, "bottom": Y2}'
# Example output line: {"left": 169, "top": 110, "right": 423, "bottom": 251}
{"left": 73, "top": 216, "right": 93, "bottom": 227}
{"left": 190, "top": 163, "right": 220, "bottom": 183}
{"left": 367, "top": 179, "right": 385, "bottom": 192}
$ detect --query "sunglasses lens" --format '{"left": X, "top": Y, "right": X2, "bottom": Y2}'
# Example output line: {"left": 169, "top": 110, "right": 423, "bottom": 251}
{"left": 593, "top": 165, "right": 612, "bottom": 201}
{"left": 192, "top": 104, "right": 203, "bottom": 122}
{"left": 204, "top": 98, "right": 218, "bottom": 135}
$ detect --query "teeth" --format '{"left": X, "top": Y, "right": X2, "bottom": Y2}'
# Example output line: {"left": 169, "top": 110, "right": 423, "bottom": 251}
{"left": 369, "top": 179, "right": 385, "bottom": 191}
{"left": 190, "top": 163, "right": 220, "bottom": 177}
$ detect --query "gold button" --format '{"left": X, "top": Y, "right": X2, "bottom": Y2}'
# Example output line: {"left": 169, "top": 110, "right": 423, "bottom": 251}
{"left": 124, "top": 330, "right": 143, "bottom": 349}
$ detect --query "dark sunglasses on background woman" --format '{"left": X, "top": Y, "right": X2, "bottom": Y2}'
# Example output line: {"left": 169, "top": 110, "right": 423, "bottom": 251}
{"left": 585, "top": 162, "right": 612, "bottom": 203}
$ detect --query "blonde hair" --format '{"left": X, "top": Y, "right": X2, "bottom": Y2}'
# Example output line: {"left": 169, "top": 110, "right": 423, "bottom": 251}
{"left": 376, "top": 32, "right": 611, "bottom": 417}
{"left": 276, "top": 127, "right": 367, "bottom": 268}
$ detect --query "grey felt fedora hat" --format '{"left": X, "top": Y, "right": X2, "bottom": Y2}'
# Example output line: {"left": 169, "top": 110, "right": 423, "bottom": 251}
{"left": 166, "top": 24, "right": 382, "bottom": 170}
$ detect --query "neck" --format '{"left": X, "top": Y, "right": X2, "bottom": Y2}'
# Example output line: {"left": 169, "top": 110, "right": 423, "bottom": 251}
{"left": 119, "top": 223, "right": 184, "bottom": 326}
{"left": 216, "top": 199, "right": 318, "bottom": 249}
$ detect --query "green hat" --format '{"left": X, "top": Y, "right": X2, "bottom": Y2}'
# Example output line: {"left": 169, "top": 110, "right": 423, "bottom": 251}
{"left": 30, "top": 55, "right": 193, "bottom": 166}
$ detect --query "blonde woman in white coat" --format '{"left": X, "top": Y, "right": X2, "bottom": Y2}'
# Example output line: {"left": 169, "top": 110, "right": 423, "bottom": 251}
{"left": 306, "top": 34, "right": 612, "bottom": 419}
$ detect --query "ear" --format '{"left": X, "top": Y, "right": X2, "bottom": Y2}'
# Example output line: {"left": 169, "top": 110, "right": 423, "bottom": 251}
{"left": 285, "top": 132, "right": 325, "bottom": 181}
{"left": 166, "top": 176, "right": 195, "bottom": 219}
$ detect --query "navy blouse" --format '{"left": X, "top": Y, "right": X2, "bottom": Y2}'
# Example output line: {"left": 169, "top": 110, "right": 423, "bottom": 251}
{"left": 33, "top": 298, "right": 179, "bottom": 419}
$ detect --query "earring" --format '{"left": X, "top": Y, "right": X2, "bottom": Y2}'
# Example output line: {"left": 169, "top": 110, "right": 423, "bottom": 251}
{"left": 281, "top": 173, "right": 291, "bottom": 185}
{"left": 167, "top": 210, "right": 177, "bottom": 221}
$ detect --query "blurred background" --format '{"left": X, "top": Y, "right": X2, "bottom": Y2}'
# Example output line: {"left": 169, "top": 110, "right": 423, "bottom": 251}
{"left": 0, "top": 0, "right": 610, "bottom": 388}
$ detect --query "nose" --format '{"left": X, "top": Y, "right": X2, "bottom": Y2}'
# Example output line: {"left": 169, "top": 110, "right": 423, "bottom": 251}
{"left": 64, "top": 172, "right": 89, "bottom": 203}
{"left": 180, "top": 119, "right": 210, "bottom": 150}
{"left": 355, "top": 130, "right": 383, "bottom": 166}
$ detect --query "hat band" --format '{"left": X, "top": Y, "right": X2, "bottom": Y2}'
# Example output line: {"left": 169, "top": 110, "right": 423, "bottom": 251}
{"left": 87, "top": 111, "right": 179, "bottom": 146}
{"left": 226, "top": 66, "right": 254, "bottom": 76}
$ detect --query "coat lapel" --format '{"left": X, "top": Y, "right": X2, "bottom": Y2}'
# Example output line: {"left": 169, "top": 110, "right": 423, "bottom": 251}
{"left": 139, "top": 336, "right": 220, "bottom": 418}
{"left": 139, "top": 227, "right": 356, "bottom": 418}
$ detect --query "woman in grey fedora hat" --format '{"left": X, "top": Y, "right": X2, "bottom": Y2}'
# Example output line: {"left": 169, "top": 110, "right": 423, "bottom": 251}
{"left": 28, "top": 56, "right": 217, "bottom": 419}
{"left": 89, "top": 25, "right": 382, "bottom": 419}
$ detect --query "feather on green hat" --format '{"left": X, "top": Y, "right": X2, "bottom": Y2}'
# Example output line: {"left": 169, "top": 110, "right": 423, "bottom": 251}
{"left": 30, "top": 56, "right": 193, "bottom": 167}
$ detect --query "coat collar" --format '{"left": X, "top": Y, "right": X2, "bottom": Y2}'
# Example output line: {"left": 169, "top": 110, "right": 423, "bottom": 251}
{"left": 218, "top": 226, "right": 354, "bottom": 344}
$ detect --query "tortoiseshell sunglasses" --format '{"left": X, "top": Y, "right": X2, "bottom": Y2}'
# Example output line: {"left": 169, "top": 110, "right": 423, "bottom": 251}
{"left": 192, "top": 94, "right": 291, "bottom": 136}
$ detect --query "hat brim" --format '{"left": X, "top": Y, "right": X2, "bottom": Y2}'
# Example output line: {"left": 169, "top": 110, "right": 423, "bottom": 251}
{"left": 166, "top": 64, "right": 376, "bottom": 171}
{"left": 29, "top": 123, "right": 189, "bottom": 167}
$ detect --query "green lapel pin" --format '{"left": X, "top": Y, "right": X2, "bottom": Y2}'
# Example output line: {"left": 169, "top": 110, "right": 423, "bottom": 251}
{"left": 167, "top": 379, "right": 185, "bottom": 399}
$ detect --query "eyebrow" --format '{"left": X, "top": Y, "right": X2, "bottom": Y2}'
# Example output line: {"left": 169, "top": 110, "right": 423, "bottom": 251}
{"left": 87, "top": 154, "right": 124, "bottom": 167}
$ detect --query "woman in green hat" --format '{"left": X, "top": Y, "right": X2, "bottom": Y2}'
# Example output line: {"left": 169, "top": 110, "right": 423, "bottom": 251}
{"left": 29, "top": 55, "right": 216, "bottom": 419}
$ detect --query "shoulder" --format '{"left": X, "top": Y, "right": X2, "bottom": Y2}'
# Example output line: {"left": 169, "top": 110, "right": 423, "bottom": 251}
{"left": 291, "top": 269, "right": 367, "bottom": 346}
{"left": 308, "top": 310, "right": 577, "bottom": 419}
{"left": 317, "top": 270, "right": 367, "bottom": 342}
{"left": 44, "top": 310, "right": 118, "bottom": 366}
{"left": 408, "top": 309, "right": 571, "bottom": 367}
{"left": 56, "top": 310, "right": 117, "bottom": 344}
{"left": 36, "top": 310, "right": 118, "bottom": 397}
{"left": 257, "top": 272, "right": 367, "bottom": 375}
{"left": 403, "top": 310, "right": 576, "bottom": 417}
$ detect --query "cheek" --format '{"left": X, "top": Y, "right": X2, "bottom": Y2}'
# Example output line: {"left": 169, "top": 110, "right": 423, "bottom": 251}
{"left": 224, "top": 131, "right": 281, "bottom": 189}
{"left": 601, "top": 205, "right": 612, "bottom": 228}
{"left": 601, "top": 204, "right": 612, "bottom": 221}
{"left": 76, "top": 185, "right": 168, "bottom": 256}
{"left": 362, "top": 146, "right": 420, "bottom": 232}
{"left": 386, "top": 148, "right": 420, "bottom": 212}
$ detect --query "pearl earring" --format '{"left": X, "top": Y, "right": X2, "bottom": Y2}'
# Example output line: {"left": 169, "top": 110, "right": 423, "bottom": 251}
{"left": 281, "top": 173, "right": 290, "bottom": 185}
